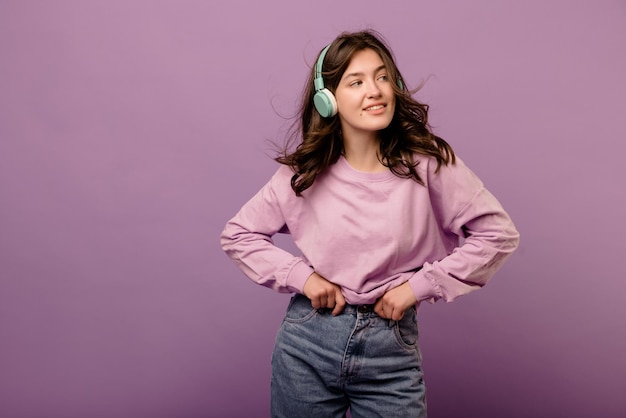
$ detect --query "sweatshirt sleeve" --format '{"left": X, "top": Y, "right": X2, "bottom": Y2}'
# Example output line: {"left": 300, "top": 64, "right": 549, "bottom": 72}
{"left": 220, "top": 166, "right": 314, "bottom": 294}
{"left": 407, "top": 158, "right": 520, "bottom": 303}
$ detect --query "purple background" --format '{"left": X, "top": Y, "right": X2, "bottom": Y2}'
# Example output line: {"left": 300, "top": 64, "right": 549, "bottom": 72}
{"left": 1, "top": 1, "right": 625, "bottom": 417}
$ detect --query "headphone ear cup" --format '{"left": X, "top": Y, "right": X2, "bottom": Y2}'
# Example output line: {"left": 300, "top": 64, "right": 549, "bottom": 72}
{"left": 313, "top": 88, "right": 337, "bottom": 118}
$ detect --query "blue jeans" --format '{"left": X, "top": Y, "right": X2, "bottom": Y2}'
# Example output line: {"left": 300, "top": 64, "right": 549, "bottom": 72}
{"left": 271, "top": 294, "right": 426, "bottom": 417}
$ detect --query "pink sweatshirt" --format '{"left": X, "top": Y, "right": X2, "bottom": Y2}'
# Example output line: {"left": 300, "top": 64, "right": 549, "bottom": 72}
{"left": 220, "top": 155, "right": 519, "bottom": 305}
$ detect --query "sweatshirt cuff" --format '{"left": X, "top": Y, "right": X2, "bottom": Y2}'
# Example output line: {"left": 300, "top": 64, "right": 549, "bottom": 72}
{"left": 285, "top": 260, "right": 315, "bottom": 294}
{"left": 408, "top": 272, "right": 441, "bottom": 304}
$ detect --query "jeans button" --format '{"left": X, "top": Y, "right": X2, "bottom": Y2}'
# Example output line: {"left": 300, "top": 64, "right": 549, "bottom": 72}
{"left": 358, "top": 305, "right": 370, "bottom": 313}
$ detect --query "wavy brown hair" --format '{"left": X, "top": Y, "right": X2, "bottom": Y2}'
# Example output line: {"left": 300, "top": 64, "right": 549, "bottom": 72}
{"left": 276, "top": 30, "right": 455, "bottom": 196}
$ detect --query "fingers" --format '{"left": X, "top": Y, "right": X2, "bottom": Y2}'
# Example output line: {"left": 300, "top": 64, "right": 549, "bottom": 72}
{"left": 373, "top": 299, "right": 385, "bottom": 317}
{"left": 308, "top": 286, "right": 335, "bottom": 309}
{"left": 374, "top": 283, "right": 417, "bottom": 320}
{"left": 303, "top": 273, "right": 345, "bottom": 314}
{"left": 374, "top": 299, "right": 404, "bottom": 320}
{"left": 390, "top": 308, "right": 405, "bottom": 321}
{"left": 331, "top": 289, "right": 346, "bottom": 316}
{"left": 309, "top": 292, "right": 325, "bottom": 309}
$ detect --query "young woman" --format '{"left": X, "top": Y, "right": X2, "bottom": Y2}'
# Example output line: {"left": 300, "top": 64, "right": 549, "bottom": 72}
{"left": 221, "top": 30, "right": 519, "bottom": 418}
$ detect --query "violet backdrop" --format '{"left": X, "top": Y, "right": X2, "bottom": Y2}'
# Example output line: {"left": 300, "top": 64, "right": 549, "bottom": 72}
{"left": 1, "top": 1, "right": 625, "bottom": 417}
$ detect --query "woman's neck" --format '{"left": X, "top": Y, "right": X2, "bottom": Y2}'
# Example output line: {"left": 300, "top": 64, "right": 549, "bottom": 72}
{"left": 342, "top": 135, "right": 387, "bottom": 173}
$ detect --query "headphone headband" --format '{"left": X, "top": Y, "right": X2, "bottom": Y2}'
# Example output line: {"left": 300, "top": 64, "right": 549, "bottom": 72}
{"left": 314, "top": 44, "right": 331, "bottom": 92}
{"left": 313, "top": 44, "right": 337, "bottom": 117}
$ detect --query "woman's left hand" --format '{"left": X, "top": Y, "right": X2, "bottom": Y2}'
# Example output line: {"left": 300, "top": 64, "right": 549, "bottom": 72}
{"left": 374, "top": 282, "right": 418, "bottom": 320}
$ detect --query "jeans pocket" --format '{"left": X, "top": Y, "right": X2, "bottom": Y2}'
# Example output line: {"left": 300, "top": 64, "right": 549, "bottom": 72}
{"left": 392, "top": 308, "right": 418, "bottom": 350}
{"left": 283, "top": 295, "right": 318, "bottom": 324}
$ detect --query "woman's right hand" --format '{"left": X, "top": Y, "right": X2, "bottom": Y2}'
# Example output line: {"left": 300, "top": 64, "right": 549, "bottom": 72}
{"left": 302, "top": 272, "right": 346, "bottom": 316}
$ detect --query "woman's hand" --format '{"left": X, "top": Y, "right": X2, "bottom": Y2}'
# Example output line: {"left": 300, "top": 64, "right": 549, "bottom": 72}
{"left": 374, "top": 282, "right": 418, "bottom": 320}
{"left": 302, "top": 272, "right": 346, "bottom": 316}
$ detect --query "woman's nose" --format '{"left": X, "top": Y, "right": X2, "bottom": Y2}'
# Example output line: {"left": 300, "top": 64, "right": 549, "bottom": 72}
{"left": 366, "top": 83, "right": 382, "bottom": 98}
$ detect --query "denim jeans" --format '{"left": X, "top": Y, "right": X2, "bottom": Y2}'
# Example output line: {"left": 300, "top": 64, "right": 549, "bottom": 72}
{"left": 271, "top": 294, "right": 426, "bottom": 418}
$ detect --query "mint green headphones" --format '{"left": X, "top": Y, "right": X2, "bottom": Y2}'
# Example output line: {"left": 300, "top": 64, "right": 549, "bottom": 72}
{"left": 313, "top": 45, "right": 337, "bottom": 118}
{"left": 313, "top": 44, "right": 404, "bottom": 118}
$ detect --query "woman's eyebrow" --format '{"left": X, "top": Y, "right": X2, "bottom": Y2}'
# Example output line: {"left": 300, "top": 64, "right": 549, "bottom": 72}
{"left": 343, "top": 65, "right": 387, "bottom": 79}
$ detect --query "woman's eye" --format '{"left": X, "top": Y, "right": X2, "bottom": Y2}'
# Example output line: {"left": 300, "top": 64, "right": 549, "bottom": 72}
{"left": 350, "top": 80, "right": 362, "bottom": 87}
{"left": 378, "top": 74, "right": 389, "bottom": 81}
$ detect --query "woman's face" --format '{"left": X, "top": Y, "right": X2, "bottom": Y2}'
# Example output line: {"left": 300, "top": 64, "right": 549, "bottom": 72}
{"left": 334, "top": 48, "right": 396, "bottom": 140}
